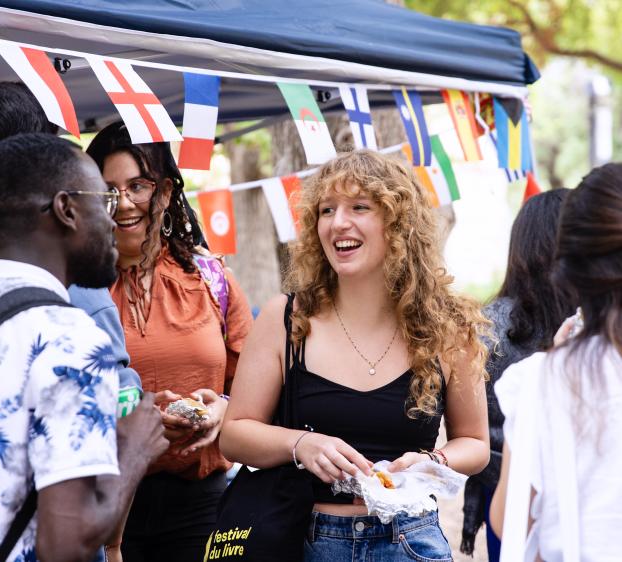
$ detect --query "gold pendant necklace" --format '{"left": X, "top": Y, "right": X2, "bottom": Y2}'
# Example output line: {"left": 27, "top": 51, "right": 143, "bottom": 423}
{"left": 333, "top": 302, "right": 398, "bottom": 375}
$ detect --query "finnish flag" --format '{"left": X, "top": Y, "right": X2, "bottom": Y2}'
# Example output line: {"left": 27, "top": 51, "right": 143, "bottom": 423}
{"left": 339, "top": 85, "right": 378, "bottom": 150}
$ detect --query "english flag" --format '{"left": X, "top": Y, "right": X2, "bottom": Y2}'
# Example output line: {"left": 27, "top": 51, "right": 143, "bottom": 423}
{"left": 178, "top": 73, "right": 221, "bottom": 170}
{"left": 197, "top": 190, "right": 237, "bottom": 255}
{"left": 0, "top": 42, "right": 80, "bottom": 137}
{"left": 86, "top": 56, "right": 182, "bottom": 144}
{"left": 261, "top": 176, "right": 301, "bottom": 242}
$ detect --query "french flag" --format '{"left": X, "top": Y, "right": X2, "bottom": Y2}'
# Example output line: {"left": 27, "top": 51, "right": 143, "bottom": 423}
{"left": 178, "top": 73, "right": 221, "bottom": 170}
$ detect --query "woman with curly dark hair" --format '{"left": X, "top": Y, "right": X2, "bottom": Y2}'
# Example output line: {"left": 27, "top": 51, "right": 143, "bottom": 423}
{"left": 461, "top": 189, "right": 574, "bottom": 561}
{"left": 86, "top": 122, "right": 252, "bottom": 562}
{"left": 221, "top": 149, "right": 490, "bottom": 561}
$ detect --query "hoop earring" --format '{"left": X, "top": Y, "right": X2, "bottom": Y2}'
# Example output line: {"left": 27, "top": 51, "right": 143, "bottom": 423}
{"left": 161, "top": 209, "right": 173, "bottom": 237}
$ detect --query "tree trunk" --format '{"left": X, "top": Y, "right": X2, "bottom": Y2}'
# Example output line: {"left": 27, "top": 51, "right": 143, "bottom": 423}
{"left": 223, "top": 137, "right": 282, "bottom": 311}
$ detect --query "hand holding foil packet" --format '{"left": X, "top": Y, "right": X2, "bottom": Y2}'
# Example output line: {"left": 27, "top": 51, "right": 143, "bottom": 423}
{"left": 165, "top": 397, "right": 211, "bottom": 424}
{"left": 332, "top": 460, "right": 467, "bottom": 524}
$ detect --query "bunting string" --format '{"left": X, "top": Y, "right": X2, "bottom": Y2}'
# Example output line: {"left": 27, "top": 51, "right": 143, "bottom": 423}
{"left": 0, "top": 36, "right": 536, "bottom": 255}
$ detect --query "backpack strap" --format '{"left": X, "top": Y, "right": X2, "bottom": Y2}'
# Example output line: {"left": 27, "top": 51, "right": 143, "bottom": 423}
{"left": 193, "top": 253, "right": 229, "bottom": 339}
{"left": 0, "top": 287, "right": 72, "bottom": 325}
{"left": 0, "top": 287, "right": 73, "bottom": 559}
{"left": 0, "top": 487, "right": 37, "bottom": 561}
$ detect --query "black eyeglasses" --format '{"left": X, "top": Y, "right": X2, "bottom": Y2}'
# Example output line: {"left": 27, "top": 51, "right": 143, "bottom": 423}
{"left": 40, "top": 188, "right": 120, "bottom": 217}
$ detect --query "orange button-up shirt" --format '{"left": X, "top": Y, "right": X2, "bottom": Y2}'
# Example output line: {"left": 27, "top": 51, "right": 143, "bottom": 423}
{"left": 110, "top": 246, "right": 252, "bottom": 479}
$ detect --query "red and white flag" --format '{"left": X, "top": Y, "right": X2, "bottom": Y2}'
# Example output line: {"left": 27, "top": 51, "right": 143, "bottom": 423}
{"left": 197, "top": 189, "right": 237, "bottom": 255}
{"left": 86, "top": 56, "right": 181, "bottom": 144}
{"left": 261, "top": 176, "right": 302, "bottom": 243}
{"left": 522, "top": 171, "right": 542, "bottom": 204}
{"left": 0, "top": 42, "right": 80, "bottom": 137}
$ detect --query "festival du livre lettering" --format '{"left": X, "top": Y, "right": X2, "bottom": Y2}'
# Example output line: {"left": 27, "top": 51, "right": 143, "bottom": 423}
{"left": 204, "top": 527, "right": 253, "bottom": 559}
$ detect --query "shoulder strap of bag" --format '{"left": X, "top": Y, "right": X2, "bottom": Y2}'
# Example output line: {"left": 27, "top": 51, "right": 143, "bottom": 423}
{"left": 0, "top": 487, "right": 37, "bottom": 560}
{"left": 0, "top": 287, "right": 72, "bottom": 324}
{"left": 281, "top": 293, "right": 297, "bottom": 429}
{"left": 193, "top": 253, "right": 229, "bottom": 339}
{"left": 0, "top": 287, "right": 72, "bottom": 559}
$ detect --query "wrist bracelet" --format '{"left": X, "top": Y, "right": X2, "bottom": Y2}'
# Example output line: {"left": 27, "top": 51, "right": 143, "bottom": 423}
{"left": 420, "top": 449, "right": 440, "bottom": 464}
{"left": 219, "top": 394, "right": 230, "bottom": 401}
{"left": 433, "top": 448, "right": 448, "bottom": 466}
{"left": 292, "top": 426, "right": 314, "bottom": 470}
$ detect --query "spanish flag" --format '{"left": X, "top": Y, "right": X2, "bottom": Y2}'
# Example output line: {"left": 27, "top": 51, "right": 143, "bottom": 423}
{"left": 493, "top": 97, "right": 533, "bottom": 172}
{"left": 441, "top": 90, "right": 482, "bottom": 162}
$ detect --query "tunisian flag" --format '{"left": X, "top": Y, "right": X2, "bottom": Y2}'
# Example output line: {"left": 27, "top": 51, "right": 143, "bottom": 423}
{"left": 197, "top": 190, "right": 237, "bottom": 255}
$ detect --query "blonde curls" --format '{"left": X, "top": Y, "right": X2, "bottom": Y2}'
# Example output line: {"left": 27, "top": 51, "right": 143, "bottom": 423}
{"left": 285, "top": 149, "right": 489, "bottom": 417}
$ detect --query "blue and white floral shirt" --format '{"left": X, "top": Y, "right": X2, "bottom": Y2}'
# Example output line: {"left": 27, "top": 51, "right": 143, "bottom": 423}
{"left": 0, "top": 260, "right": 119, "bottom": 562}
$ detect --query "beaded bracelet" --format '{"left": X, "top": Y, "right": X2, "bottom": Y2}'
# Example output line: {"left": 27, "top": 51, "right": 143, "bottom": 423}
{"left": 420, "top": 449, "right": 442, "bottom": 465}
{"left": 433, "top": 448, "right": 449, "bottom": 467}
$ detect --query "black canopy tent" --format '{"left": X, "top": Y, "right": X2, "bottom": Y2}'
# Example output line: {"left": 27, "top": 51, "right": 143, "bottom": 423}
{"left": 0, "top": 0, "right": 539, "bottom": 132}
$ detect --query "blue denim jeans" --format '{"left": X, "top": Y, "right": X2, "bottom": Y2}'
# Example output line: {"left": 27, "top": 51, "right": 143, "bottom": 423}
{"left": 304, "top": 510, "right": 453, "bottom": 561}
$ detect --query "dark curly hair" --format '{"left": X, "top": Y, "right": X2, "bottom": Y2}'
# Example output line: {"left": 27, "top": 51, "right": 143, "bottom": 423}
{"left": 497, "top": 189, "right": 574, "bottom": 349}
{"left": 86, "top": 121, "right": 202, "bottom": 273}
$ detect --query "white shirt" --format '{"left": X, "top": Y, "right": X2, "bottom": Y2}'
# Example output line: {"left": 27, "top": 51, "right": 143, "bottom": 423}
{"left": 496, "top": 340, "right": 622, "bottom": 562}
{"left": 0, "top": 260, "right": 119, "bottom": 562}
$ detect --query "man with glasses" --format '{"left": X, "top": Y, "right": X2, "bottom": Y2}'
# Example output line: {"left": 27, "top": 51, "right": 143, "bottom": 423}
{"left": 0, "top": 82, "right": 143, "bottom": 427}
{"left": 0, "top": 133, "right": 169, "bottom": 562}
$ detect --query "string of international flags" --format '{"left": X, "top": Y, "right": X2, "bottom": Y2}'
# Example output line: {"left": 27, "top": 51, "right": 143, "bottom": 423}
{"left": 0, "top": 38, "right": 536, "bottom": 255}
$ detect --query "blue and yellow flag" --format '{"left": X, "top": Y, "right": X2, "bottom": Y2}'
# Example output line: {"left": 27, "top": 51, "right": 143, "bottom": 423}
{"left": 493, "top": 97, "right": 533, "bottom": 171}
{"left": 393, "top": 87, "right": 431, "bottom": 166}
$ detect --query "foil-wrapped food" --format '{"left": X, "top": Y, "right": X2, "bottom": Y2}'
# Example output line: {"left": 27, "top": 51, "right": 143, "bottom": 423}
{"left": 332, "top": 460, "right": 466, "bottom": 524}
{"left": 165, "top": 398, "right": 211, "bottom": 424}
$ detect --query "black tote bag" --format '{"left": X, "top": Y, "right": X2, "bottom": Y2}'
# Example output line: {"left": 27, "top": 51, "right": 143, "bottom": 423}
{"left": 204, "top": 294, "right": 314, "bottom": 562}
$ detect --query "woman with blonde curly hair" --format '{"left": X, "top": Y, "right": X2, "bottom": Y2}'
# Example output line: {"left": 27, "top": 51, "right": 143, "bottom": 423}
{"left": 221, "top": 149, "right": 490, "bottom": 561}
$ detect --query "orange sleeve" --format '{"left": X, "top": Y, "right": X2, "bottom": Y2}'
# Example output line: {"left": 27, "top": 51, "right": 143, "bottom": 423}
{"left": 222, "top": 270, "right": 253, "bottom": 393}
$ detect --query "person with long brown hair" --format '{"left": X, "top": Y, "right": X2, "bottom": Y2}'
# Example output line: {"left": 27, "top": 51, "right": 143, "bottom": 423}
{"left": 490, "top": 163, "right": 622, "bottom": 560}
{"left": 86, "top": 122, "right": 252, "bottom": 562}
{"left": 461, "top": 189, "right": 574, "bottom": 561}
{"left": 221, "top": 150, "right": 490, "bottom": 560}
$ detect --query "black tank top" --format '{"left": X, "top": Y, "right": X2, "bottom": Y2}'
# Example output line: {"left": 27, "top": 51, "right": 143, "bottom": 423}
{"left": 284, "top": 296, "right": 446, "bottom": 503}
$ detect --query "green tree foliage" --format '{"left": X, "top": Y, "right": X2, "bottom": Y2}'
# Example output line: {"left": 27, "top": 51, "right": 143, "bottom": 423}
{"left": 410, "top": 0, "right": 622, "bottom": 186}
{"left": 408, "top": 0, "right": 622, "bottom": 77}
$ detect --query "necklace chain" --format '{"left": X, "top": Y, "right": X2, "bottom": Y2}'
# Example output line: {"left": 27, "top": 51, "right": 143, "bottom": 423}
{"left": 332, "top": 302, "right": 398, "bottom": 376}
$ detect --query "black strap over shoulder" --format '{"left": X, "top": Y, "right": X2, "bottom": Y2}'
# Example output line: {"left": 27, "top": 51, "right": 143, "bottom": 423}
{"left": 279, "top": 293, "right": 300, "bottom": 430}
{"left": 0, "top": 287, "right": 73, "bottom": 325}
{"left": 0, "top": 487, "right": 37, "bottom": 561}
{"left": 0, "top": 286, "right": 73, "bottom": 559}
{"left": 283, "top": 293, "right": 295, "bottom": 376}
